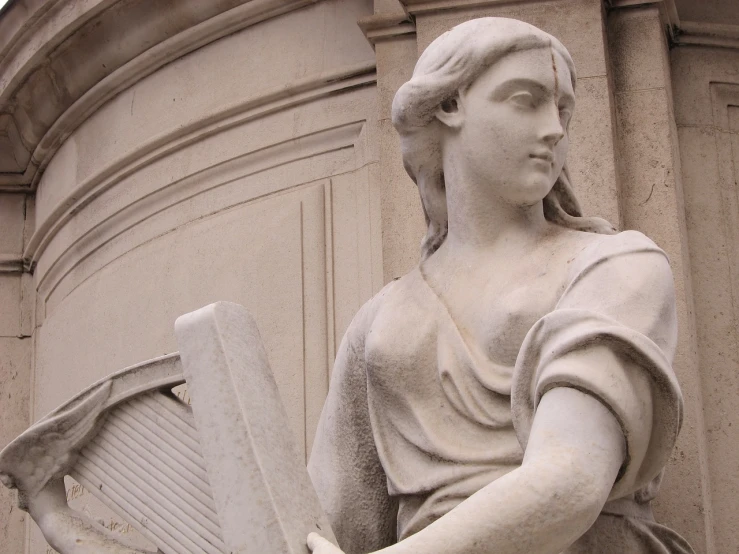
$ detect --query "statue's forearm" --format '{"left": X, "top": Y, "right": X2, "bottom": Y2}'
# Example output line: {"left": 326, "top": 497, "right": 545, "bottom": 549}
{"left": 376, "top": 388, "right": 624, "bottom": 554}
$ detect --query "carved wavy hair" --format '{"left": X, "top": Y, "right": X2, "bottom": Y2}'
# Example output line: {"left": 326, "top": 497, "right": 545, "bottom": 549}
{"left": 392, "top": 17, "right": 616, "bottom": 260}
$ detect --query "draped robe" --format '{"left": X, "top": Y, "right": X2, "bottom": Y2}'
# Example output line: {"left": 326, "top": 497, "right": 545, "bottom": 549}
{"left": 308, "top": 230, "right": 694, "bottom": 554}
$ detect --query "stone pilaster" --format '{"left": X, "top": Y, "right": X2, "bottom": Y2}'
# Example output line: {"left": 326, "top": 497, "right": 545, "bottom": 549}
{"left": 608, "top": 4, "right": 712, "bottom": 552}
{"left": 0, "top": 192, "right": 32, "bottom": 554}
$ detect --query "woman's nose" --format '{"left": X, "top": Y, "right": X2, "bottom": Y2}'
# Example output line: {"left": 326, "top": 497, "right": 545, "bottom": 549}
{"left": 539, "top": 102, "right": 565, "bottom": 146}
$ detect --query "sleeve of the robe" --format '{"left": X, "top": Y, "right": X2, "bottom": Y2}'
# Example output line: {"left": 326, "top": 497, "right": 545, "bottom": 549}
{"left": 511, "top": 230, "right": 683, "bottom": 500}
{"left": 308, "top": 299, "right": 397, "bottom": 554}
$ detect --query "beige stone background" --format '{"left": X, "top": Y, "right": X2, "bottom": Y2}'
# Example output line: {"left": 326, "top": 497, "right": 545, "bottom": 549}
{"left": 0, "top": 0, "right": 737, "bottom": 552}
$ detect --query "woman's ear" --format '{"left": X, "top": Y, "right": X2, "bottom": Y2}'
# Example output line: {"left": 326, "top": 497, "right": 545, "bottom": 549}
{"left": 435, "top": 93, "right": 465, "bottom": 129}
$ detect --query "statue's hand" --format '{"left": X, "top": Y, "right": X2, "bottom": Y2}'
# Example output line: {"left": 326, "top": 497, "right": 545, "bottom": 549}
{"left": 307, "top": 532, "right": 345, "bottom": 554}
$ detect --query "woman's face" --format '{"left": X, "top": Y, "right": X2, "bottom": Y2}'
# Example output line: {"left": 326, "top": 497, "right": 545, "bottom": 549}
{"left": 451, "top": 46, "right": 575, "bottom": 206}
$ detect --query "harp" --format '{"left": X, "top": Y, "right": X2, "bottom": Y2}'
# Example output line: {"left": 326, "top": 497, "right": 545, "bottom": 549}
{"left": 0, "top": 302, "right": 335, "bottom": 554}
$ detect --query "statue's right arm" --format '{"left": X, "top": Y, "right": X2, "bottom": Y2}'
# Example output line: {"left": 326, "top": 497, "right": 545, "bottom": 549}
{"left": 308, "top": 384, "right": 624, "bottom": 554}
{"left": 366, "top": 385, "right": 624, "bottom": 554}
{"left": 308, "top": 302, "right": 397, "bottom": 554}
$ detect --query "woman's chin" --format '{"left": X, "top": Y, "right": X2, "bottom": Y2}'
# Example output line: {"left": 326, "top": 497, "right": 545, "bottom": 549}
{"left": 506, "top": 177, "right": 554, "bottom": 206}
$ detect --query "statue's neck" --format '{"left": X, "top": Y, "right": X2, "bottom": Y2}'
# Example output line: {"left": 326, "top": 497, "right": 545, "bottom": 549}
{"left": 443, "top": 166, "right": 550, "bottom": 253}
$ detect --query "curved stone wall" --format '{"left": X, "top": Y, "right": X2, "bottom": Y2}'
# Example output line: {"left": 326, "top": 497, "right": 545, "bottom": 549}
{"left": 13, "top": 0, "right": 380, "bottom": 550}
{"left": 0, "top": 0, "right": 334, "bottom": 184}
{"left": 31, "top": 0, "right": 377, "bottom": 436}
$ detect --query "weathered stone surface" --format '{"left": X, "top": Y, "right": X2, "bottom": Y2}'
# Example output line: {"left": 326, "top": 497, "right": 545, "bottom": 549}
{"left": 0, "top": 338, "right": 30, "bottom": 554}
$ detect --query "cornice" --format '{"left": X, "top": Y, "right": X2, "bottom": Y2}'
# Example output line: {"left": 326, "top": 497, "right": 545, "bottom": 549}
{"left": 0, "top": 253, "right": 24, "bottom": 273}
{"left": 675, "top": 22, "right": 739, "bottom": 51}
{"left": 365, "top": 0, "right": 605, "bottom": 43}
{"left": 391, "top": 0, "right": 684, "bottom": 29}
{"left": 358, "top": 13, "right": 416, "bottom": 46}
{"left": 392, "top": 0, "right": 681, "bottom": 28}
{"left": 0, "top": 0, "right": 321, "bottom": 191}
{"left": 23, "top": 61, "right": 376, "bottom": 269}
{"left": 606, "top": 0, "right": 680, "bottom": 44}
{"left": 400, "top": 0, "right": 568, "bottom": 15}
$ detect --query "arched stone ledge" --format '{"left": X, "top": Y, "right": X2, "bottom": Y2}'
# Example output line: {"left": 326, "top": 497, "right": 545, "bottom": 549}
{"left": 0, "top": 0, "right": 322, "bottom": 185}
{"left": 25, "top": 61, "right": 377, "bottom": 276}
{"left": 37, "top": 118, "right": 372, "bottom": 319}
{"left": 677, "top": 22, "right": 739, "bottom": 50}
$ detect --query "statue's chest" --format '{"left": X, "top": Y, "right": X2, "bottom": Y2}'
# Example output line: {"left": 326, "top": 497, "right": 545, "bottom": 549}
{"left": 365, "top": 267, "right": 568, "bottom": 390}
{"left": 465, "top": 274, "right": 565, "bottom": 365}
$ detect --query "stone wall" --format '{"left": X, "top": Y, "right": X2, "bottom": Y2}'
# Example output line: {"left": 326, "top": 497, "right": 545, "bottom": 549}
{"left": 0, "top": 192, "right": 31, "bottom": 554}
{"left": 671, "top": 43, "right": 739, "bottom": 554}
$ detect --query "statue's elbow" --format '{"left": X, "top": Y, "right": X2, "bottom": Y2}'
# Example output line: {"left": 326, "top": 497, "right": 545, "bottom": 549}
{"left": 528, "top": 453, "right": 615, "bottom": 538}
{"left": 560, "top": 459, "right": 615, "bottom": 535}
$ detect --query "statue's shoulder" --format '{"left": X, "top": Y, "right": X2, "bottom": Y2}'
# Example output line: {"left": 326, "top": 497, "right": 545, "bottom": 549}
{"left": 603, "top": 229, "right": 663, "bottom": 249}
{"left": 564, "top": 229, "right": 673, "bottom": 294}
{"left": 567, "top": 229, "right": 665, "bottom": 267}
{"left": 580, "top": 229, "right": 667, "bottom": 262}
{"left": 358, "top": 267, "right": 427, "bottom": 316}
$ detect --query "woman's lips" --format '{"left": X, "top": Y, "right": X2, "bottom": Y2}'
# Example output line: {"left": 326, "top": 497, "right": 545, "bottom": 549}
{"left": 529, "top": 150, "right": 554, "bottom": 163}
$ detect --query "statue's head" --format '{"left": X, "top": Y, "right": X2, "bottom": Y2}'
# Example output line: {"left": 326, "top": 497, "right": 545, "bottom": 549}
{"left": 392, "top": 17, "right": 615, "bottom": 259}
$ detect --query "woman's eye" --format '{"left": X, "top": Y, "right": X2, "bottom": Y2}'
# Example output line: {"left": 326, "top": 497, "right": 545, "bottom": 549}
{"left": 508, "top": 92, "right": 536, "bottom": 108}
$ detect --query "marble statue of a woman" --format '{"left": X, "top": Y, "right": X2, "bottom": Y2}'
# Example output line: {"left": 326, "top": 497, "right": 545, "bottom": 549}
{"left": 307, "top": 17, "right": 695, "bottom": 554}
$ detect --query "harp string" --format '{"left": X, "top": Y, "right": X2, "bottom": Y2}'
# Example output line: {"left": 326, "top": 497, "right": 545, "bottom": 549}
{"left": 69, "top": 468, "right": 175, "bottom": 551}
{"left": 103, "top": 394, "right": 219, "bottom": 524}
{"left": 87, "top": 434, "right": 223, "bottom": 539}
{"left": 71, "top": 391, "right": 226, "bottom": 554}
{"left": 112, "top": 406, "right": 210, "bottom": 484}
{"left": 74, "top": 454, "right": 204, "bottom": 554}
{"left": 78, "top": 447, "right": 223, "bottom": 553}
{"left": 133, "top": 399, "right": 201, "bottom": 453}
{"left": 146, "top": 393, "right": 198, "bottom": 432}
{"left": 94, "top": 431, "right": 217, "bottom": 514}
{"left": 120, "top": 405, "right": 203, "bottom": 473}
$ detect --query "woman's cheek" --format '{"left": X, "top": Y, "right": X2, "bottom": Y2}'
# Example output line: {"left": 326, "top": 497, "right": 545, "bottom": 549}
{"left": 555, "top": 137, "right": 569, "bottom": 161}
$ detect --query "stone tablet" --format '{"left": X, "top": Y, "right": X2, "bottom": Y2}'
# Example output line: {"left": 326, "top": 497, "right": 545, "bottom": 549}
{"left": 175, "top": 302, "right": 336, "bottom": 554}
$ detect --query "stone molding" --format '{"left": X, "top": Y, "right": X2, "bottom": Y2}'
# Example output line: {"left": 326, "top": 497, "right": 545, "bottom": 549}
{"left": 23, "top": 61, "right": 376, "bottom": 275}
{"left": 37, "top": 120, "right": 369, "bottom": 317}
{"left": 677, "top": 22, "right": 739, "bottom": 50}
{"left": 709, "top": 83, "right": 739, "bottom": 317}
{"left": 358, "top": 13, "right": 416, "bottom": 45}
{"left": 361, "top": 1, "right": 685, "bottom": 47}
{"left": 396, "top": 0, "right": 677, "bottom": 16}
{"left": 0, "top": 253, "right": 23, "bottom": 273}
{"left": 608, "top": 0, "right": 679, "bottom": 27}
{"left": 608, "top": 0, "right": 739, "bottom": 51}
{"left": 373, "top": 0, "right": 707, "bottom": 49}
{"left": 401, "top": 0, "right": 574, "bottom": 14}
{"left": 0, "top": 0, "right": 322, "bottom": 190}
